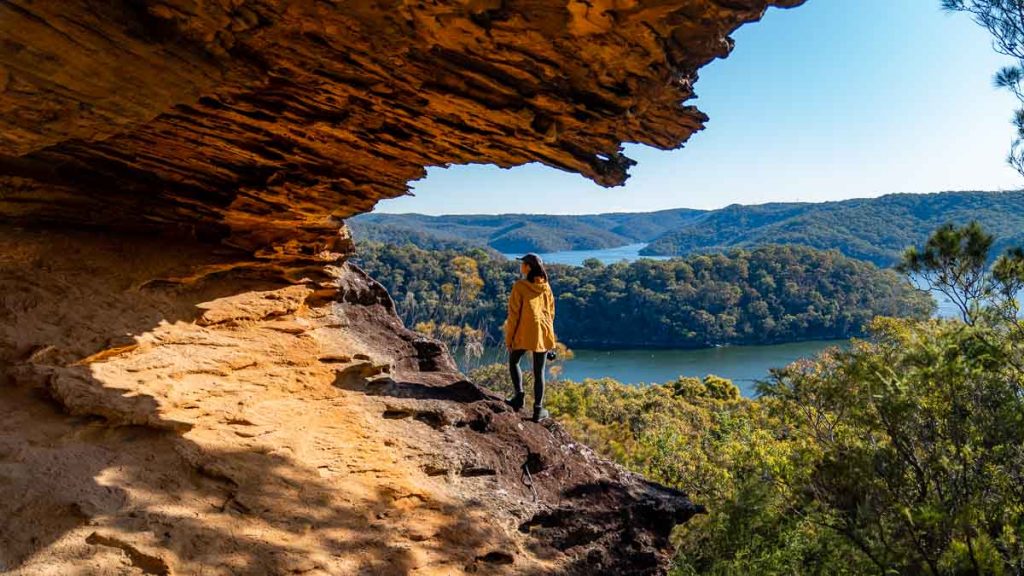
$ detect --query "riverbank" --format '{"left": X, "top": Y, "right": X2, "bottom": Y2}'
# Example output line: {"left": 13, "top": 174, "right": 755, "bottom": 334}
{"left": 507, "top": 242, "right": 964, "bottom": 319}
{"left": 469, "top": 339, "right": 848, "bottom": 397}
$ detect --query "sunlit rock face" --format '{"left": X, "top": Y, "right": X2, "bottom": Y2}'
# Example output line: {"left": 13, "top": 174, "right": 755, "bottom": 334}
{"left": 0, "top": 226, "right": 703, "bottom": 575}
{"left": 0, "top": 1, "right": 804, "bottom": 574}
{"left": 0, "top": 0, "right": 802, "bottom": 254}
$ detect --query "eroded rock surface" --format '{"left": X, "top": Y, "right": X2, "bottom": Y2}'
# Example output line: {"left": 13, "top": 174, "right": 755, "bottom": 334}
{"left": 1, "top": 0, "right": 802, "bottom": 252}
{"left": 0, "top": 228, "right": 699, "bottom": 574}
{"left": 0, "top": 1, "right": 805, "bottom": 573}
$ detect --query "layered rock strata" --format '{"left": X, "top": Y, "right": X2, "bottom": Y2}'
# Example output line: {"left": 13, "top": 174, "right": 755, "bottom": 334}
{"left": 0, "top": 0, "right": 804, "bottom": 573}
{"left": 1, "top": 0, "right": 802, "bottom": 252}
{"left": 1, "top": 228, "right": 699, "bottom": 574}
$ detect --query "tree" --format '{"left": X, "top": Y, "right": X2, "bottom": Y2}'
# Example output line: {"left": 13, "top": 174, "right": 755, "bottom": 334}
{"left": 899, "top": 221, "right": 1024, "bottom": 327}
{"left": 451, "top": 255, "right": 484, "bottom": 302}
{"left": 943, "top": 0, "right": 1024, "bottom": 175}
{"left": 762, "top": 315, "right": 1024, "bottom": 575}
{"left": 354, "top": 241, "right": 934, "bottom": 353}
{"left": 897, "top": 221, "right": 994, "bottom": 323}
{"left": 535, "top": 225, "right": 1024, "bottom": 574}
{"left": 756, "top": 223, "right": 1024, "bottom": 574}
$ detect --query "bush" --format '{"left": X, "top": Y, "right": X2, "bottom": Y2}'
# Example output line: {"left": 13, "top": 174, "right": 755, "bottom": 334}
{"left": 530, "top": 224, "right": 1024, "bottom": 574}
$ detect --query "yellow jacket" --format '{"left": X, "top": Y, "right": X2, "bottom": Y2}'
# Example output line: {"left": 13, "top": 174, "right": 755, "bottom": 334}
{"left": 505, "top": 278, "right": 557, "bottom": 352}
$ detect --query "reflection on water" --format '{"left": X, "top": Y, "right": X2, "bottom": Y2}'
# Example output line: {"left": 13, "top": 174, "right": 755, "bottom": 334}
{"left": 487, "top": 244, "right": 1007, "bottom": 398}
{"left": 510, "top": 244, "right": 966, "bottom": 319}
{"left": 501, "top": 243, "right": 668, "bottom": 266}
{"left": 474, "top": 340, "right": 846, "bottom": 398}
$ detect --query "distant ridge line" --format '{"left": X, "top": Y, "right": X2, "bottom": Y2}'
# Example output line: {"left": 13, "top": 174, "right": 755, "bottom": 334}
{"left": 351, "top": 190, "right": 1024, "bottom": 266}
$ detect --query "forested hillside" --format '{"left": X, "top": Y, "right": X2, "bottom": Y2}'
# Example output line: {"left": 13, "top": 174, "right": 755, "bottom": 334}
{"left": 349, "top": 208, "right": 704, "bottom": 253}
{"left": 467, "top": 223, "right": 1024, "bottom": 575}
{"left": 355, "top": 191, "right": 1024, "bottom": 266}
{"left": 642, "top": 191, "right": 1024, "bottom": 265}
{"left": 351, "top": 242, "right": 933, "bottom": 353}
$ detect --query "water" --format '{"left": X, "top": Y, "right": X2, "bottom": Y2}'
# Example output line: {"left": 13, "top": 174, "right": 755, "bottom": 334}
{"left": 909, "top": 275, "right": 965, "bottom": 320}
{"left": 487, "top": 244, "right": 992, "bottom": 398}
{"left": 512, "top": 243, "right": 964, "bottom": 319}
{"left": 473, "top": 340, "right": 845, "bottom": 398}
{"left": 501, "top": 243, "right": 669, "bottom": 266}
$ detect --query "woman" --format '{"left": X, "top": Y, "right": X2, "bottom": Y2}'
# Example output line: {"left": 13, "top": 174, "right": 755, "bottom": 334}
{"left": 504, "top": 253, "right": 557, "bottom": 422}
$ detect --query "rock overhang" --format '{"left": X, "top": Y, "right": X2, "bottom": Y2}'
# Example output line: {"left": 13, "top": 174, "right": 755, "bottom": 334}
{"left": 0, "top": 0, "right": 805, "bottom": 254}
{"left": 0, "top": 3, "right": 815, "bottom": 573}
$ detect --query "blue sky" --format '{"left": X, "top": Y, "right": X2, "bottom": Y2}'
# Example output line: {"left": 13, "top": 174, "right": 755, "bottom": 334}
{"left": 378, "top": 0, "right": 1023, "bottom": 215}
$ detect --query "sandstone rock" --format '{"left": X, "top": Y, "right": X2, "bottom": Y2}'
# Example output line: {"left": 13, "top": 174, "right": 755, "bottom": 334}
{"left": 0, "top": 227, "right": 703, "bottom": 574}
{"left": 0, "top": 0, "right": 803, "bottom": 253}
{"left": 0, "top": 1, "right": 807, "bottom": 573}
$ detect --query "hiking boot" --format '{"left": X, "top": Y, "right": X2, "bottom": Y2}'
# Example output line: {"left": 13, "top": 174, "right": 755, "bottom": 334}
{"left": 506, "top": 392, "right": 525, "bottom": 412}
{"left": 532, "top": 406, "right": 550, "bottom": 423}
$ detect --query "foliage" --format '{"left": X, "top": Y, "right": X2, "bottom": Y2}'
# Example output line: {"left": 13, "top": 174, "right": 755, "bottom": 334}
{"left": 414, "top": 321, "right": 485, "bottom": 368}
{"left": 347, "top": 222, "right": 487, "bottom": 252}
{"left": 485, "top": 223, "right": 1024, "bottom": 575}
{"left": 899, "top": 221, "right": 995, "bottom": 323}
{"left": 352, "top": 242, "right": 934, "bottom": 352}
{"left": 642, "top": 191, "right": 1024, "bottom": 267}
{"left": 531, "top": 372, "right": 865, "bottom": 575}
{"left": 349, "top": 208, "right": 704, "bottom": 253}
{"left": 467, "top": 342, "right": 575, "bottom": 397}
{"left": 757, "top": 316, "right": 1024, "bottom": 575}
{"left": 350, "top": 192, "right": 1024, "bottom": 268}
{"left": 899, "top": 221, "right": 1024, "bottom": 336}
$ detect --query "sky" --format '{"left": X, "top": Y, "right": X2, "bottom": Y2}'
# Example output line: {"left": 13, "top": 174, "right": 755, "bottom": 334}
{"left": 377, "top": 0, "right": 1024, "bottom": 215}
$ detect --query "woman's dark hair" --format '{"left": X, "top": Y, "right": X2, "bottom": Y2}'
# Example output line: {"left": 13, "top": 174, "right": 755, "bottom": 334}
{"left": 520, "top": 253, "right": 548, "bottom": 282}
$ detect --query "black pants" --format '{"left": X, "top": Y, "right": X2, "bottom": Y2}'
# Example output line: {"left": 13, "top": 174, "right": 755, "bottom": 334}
{"left": 509, "top": 349, "right": 546, "bottom": 407}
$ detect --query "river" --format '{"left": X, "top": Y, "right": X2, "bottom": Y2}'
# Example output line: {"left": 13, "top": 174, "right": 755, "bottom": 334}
{"left": 474, "top": 340, "right": 845, "bottom": 397}
{"left": 502, "top": 243, "right": 668, "bottom": 267}
{"left": 494, "top": 243, "right": 958, "bottom": 397}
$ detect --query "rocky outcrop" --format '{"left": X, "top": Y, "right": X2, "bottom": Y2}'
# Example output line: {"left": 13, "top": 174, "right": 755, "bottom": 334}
{"left": 0, "top": 1, "right": 805, "bottom": 573}
{"left": 0, "top": 228, "right": 700, "bottom": 574}
{"left": 1, "top": 0, "right": 802, "bottom": 253}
